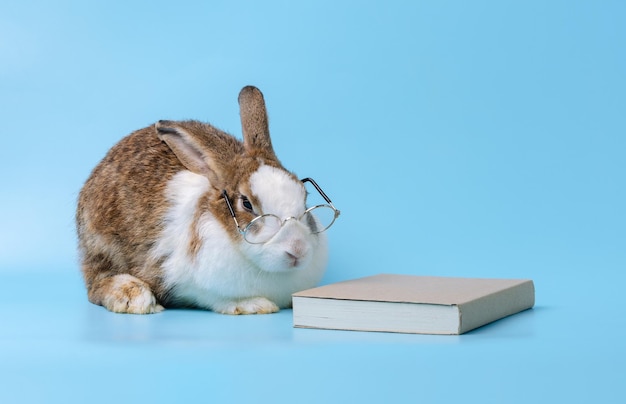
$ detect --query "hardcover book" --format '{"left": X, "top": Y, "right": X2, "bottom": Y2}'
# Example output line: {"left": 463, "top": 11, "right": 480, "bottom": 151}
{"left": 292, "top": 274, "right": 535, "bottom": 335}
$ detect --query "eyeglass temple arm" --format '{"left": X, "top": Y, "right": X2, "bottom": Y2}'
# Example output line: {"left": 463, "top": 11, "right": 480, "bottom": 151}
{"left": 300, "top": 178, "right": 334, "bottom": 205}
{"left": 222, "top": 190, "right": 242, "bottom": 228}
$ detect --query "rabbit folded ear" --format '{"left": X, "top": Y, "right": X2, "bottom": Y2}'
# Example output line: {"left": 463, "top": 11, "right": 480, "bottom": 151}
{"left": 238, "top": 86, "right": 276, "bottom": 158}
{"left": 155, "top": 120, "right": 228, "bottom": 186}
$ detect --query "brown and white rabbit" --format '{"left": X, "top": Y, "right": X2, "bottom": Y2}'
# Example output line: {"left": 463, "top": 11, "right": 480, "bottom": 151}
{"left": 76, "top": 86, "right": 331, "bottom": 314}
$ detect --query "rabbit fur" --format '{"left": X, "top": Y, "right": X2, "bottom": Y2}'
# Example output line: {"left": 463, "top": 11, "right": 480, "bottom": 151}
{"left": 76, "top": 86, "right": 328, "bottom": 314}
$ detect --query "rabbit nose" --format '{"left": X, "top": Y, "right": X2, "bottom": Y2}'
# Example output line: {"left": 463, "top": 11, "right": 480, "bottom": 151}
{"left": 291, "top": 239, "right": 307, "bottom": 257}
{"left": 285, "top": 240, "right": 308, "bottom": 267}
{"left": 286, "top": 251, "right": 300, "bottom": 267}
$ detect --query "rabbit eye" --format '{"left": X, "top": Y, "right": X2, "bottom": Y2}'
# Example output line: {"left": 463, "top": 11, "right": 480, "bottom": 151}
{"left": 241, "top": 196, "right": 254, "bottom": 212}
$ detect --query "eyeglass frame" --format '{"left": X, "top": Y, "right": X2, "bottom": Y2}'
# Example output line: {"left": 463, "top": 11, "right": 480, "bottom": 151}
{"left": 222, "top": 177, "right": 340, "bottom": 244}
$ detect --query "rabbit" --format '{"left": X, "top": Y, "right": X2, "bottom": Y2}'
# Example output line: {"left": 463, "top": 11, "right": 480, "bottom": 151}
{"left": 76, "top": 86, "right": 332, "bottom": 315}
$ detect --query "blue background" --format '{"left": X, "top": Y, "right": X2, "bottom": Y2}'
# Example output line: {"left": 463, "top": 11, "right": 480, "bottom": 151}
{"left": 1, "top": 1, "right": 624, "bottom": 403}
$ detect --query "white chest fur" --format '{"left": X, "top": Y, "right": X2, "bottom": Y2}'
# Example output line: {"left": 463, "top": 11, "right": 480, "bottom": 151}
{"left": 152, "top": 170, "right": 328, "bottom": 312}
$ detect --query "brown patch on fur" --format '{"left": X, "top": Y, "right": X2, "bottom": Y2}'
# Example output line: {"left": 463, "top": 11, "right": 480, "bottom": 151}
{"left": 188, "top": 192, "right": 211, "bottom": 259}
{"left": 77, "top": 126, "right": 180, "bottom": 303}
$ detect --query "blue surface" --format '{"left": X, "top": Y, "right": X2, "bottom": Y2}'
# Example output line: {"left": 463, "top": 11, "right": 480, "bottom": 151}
{"left": 1, "top": 1, "right": 624, "bottom": 403}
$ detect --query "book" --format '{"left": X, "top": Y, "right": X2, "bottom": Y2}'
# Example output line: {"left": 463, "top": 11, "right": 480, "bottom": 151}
{"left": 292, "top": 274, "right": 535, "bottom": 335}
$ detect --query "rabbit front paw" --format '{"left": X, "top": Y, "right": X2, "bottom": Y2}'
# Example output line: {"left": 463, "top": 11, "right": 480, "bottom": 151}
{"left": 216, "top": 297, "right": 280, "bottom": 315}
{"left": 97, "top": 274, "right": 164, "bottom": 314}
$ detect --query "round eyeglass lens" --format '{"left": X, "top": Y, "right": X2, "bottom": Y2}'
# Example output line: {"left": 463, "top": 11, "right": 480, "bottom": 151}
{"left": 244, "top": 214, "right": 282, "bottom": 244}
{"left": 301, "top": 205, "right": 337, "bottom": 234}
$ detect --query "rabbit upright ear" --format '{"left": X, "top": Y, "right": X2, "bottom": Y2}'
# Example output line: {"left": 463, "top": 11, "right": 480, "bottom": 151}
{"left": 238, "top": 86, "right": 276, "bottom": 157}
{"left": 155, "top": 120, "right": 228, "bottom": 186}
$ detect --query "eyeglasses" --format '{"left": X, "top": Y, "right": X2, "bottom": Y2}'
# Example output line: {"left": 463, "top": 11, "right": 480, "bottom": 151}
{"left": 222, "top": 177, "right": 340, "bottom": 244}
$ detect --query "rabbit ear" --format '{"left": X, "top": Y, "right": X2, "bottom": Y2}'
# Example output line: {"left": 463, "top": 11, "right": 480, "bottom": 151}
{"left": 238, "top": 86, "right": 276, "bottom": 157}
{"left": 155, "top": 120, "right": 230, "bottom": 186}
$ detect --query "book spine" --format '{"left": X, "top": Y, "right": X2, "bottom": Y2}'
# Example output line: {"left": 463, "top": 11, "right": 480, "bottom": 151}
{"left": 458, "top": 280, "right": 535, "bottom": 334}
